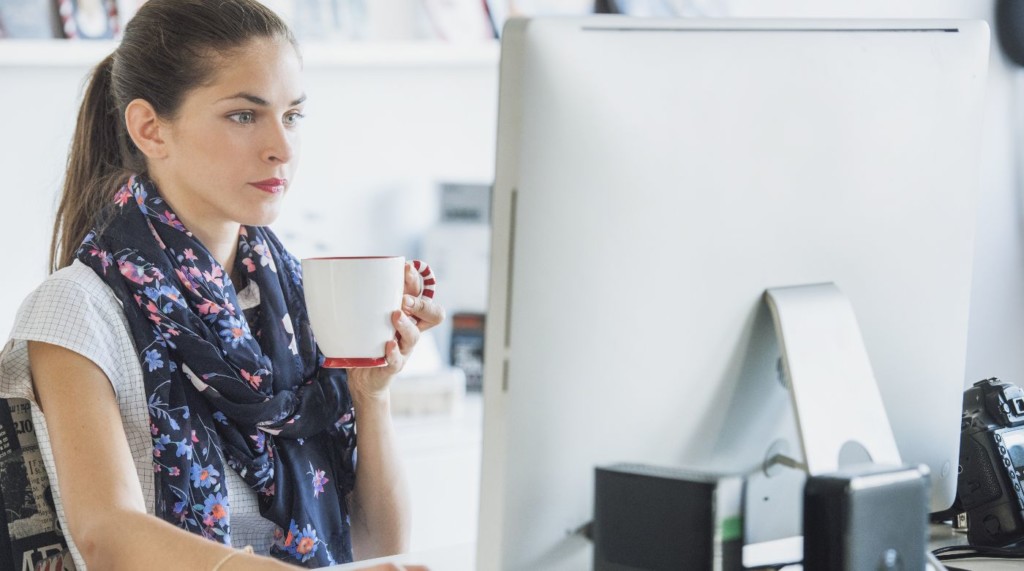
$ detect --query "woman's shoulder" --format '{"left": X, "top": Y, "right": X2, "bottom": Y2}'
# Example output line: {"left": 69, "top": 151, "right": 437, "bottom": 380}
{"left": 3, "top": 260, "right": 133, "bottom": 395}
{"left": 10, "top": 260, "right": 126, "bottom": 352}
{"left": 42, "top": 259, "right": 121, "bottom": 302}
{"left": 20, "top": 260, "right": 122, "bottom": 320}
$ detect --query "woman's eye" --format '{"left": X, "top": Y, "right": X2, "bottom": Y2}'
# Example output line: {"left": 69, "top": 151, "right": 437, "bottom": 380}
{"left": 229, "top": 111, "right": 255, "bottom": 124}
{"left": 284, "top": 112, "right": 305, "bottom": 126}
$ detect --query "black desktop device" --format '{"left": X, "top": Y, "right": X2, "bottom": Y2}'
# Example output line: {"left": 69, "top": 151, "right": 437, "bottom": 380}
{"left": 803, "top": 464, "right": 929, "bottom": 570}
{"left": 592, "top": 463, "right": 743, "bottom": 571}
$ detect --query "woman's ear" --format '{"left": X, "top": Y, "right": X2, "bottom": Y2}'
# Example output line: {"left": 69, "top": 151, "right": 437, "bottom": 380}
{"left": 124, "top": 98, "right": 168, "bottom": 160}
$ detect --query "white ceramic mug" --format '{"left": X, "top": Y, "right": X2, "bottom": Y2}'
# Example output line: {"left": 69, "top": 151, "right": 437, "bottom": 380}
{"left": 302, "top": 256, "right": 435, "bottom": 368}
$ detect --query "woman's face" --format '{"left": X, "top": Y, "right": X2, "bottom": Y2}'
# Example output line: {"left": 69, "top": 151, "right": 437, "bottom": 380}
{"left": 154, "top": 37, "right": 305, "bottom": 233}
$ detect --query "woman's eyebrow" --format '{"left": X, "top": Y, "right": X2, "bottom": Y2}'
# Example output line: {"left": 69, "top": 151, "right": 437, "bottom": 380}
{"left": 219, "top": 92, "right": 307, "bottom": 106}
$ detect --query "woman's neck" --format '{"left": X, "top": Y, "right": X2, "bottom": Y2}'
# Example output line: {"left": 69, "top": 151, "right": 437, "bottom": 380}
{"left": 146, "top": 173, "right": 242, "bottom": 282}
{"left": 188, "top": 224, "right": 245, "bottom": 288}
{"left": 193, "top": 227, "right": 240, "bottom": 276}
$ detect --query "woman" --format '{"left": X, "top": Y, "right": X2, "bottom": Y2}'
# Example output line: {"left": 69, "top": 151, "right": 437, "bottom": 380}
{"left": 0, "top": 1, "right": 443, "bottom": 569}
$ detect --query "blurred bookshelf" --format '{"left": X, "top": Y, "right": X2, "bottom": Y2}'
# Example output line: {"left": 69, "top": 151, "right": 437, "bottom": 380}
{"left": 0, "top": 39, "right": 499, "bottom": 68}
{"left": 301, "top": 40, "right": 498, "bottom": 67}
{"left": 0, "top": 40, "right": 116, "bottom": 66}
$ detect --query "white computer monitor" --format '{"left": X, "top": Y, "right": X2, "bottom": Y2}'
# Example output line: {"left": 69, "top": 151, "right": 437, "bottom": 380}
{"left": 477, "top": 16, "right": 990, "bottom": 570}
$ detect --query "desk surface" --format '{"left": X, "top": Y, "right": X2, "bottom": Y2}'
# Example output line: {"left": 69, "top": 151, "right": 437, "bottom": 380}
{"left": 325, "top": 526, "right": 1024, "bottom": 571}
{"left": 326, "top": 542, "right": 475, "bottom": 570}
{"left": 927, "top": 524, "right": 1022, "bottom": 570}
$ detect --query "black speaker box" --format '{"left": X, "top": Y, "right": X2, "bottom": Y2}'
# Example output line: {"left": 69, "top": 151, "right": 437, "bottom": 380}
{"left": 592, "top": 463, "right": 743, "bottom": 571}
{"left": 803, "top": 464, "right": 929, "bottom": 571}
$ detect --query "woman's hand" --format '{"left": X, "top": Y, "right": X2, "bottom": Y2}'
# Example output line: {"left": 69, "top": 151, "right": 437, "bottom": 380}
{"left": 347, "top": 262, "right": 446, "bottom": 401}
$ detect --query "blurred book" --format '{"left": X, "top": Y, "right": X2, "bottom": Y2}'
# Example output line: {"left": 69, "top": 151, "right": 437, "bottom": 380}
{"left": 421, "top": 0, "right": 493, "bottom": 43}
{"left": 450, "top": 312, "right": 484, "bottom": 392}
{"left": 594, "top": 0, "right": 676, "bottom": 15}
{"left": 440, "top": 181, "right": 490, "bottom": 224}
{"left": 595, "top": 0, "right": 727, "bottom": 16}
{"left": 509, "top": 0, "right": 593, "bottom": 15}
{"left": 0, "top": 0, "right": 59, "bottom": 38}
{"left": 57, "top": 0, "right": 119, "bottom": 39}
{"left": 291, "top": 0, "right": 368, "bottom": 41}
{"left": 364, "top": 0, "right": 429, "bottom": 41}
{"left": 485, "top": 0, "right": 593, "bottom": 38}
{"left": 482, "top": 0, "right": 503, "bottom": 37}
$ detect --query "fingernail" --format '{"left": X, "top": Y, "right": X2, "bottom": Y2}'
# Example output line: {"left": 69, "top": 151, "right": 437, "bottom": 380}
{"left": 404, "top": 295, "right": 415, "bottom": 308}
{"left": 399, "top": 313, "right": 413, "bottom": 325}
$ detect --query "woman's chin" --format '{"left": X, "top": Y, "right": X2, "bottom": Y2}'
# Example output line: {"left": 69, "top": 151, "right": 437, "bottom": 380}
{"left": 239, "top": 204, "right": 284, "bottom": 228}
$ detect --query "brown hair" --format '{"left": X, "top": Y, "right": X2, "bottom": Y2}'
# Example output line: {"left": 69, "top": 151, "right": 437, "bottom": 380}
{"left": 50, "top": 0, "right": 297, "bottom": 271}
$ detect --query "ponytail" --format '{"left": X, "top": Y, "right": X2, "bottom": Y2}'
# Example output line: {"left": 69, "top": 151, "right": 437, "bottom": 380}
{"left": 50, "top": 53, "right": 131, "bottom": 272}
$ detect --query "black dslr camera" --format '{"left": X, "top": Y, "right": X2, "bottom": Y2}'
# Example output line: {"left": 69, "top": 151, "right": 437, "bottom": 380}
{"left": 957, "top": 378, "right": 1024, "bottom": 546}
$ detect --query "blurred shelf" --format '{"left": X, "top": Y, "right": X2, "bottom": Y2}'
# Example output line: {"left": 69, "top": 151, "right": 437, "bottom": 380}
{"left": 302, "top": 41, "right": 499, "bottom": 68}
{"left": 0, "top": 40, "right": 117, "bottom": 67}
{"left": 0, "top": 39, "right": 500, "bottom": 68}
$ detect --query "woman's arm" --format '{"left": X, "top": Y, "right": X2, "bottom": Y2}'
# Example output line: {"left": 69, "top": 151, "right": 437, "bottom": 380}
{"left": 347, "top": 385, "right": 411, "bottom": 561}
{"left": 28, "top": 341, "right": 291, "bottom": 571}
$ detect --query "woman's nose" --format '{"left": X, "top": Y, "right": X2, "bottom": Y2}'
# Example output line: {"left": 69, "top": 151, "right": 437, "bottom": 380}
{"left": 263, "top": 123, "right": 294, "bottom": 164}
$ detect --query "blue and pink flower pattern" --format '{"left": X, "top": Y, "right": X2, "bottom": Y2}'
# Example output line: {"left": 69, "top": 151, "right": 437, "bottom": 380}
{"left": 77, "top": 176, "right": 357, "bottom": 566}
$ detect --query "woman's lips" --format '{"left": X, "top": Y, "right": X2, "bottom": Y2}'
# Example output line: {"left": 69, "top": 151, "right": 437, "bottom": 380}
{"left": 250, "top": 178, "right": 286, "bottom": 194}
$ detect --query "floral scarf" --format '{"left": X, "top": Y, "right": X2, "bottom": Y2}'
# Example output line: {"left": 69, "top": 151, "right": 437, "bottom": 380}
{"left": 77, "top": 175, "right": 356, "bottom": 567}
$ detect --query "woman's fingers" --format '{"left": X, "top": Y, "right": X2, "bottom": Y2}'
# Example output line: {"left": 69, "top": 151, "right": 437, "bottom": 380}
{"left": 404, "top": 263, "right": 424, "bottom": 296}
{"left": 393, "top": 310, "right": 420, "bottom": 354}
{"left": 402, "top": 261, "right": 443, "bottom": 331}
{"left": 383, "top": 338, "right": 404, "bottom": 375}
{"left": 402, "top": 295, "right": 446, "bottom": 331}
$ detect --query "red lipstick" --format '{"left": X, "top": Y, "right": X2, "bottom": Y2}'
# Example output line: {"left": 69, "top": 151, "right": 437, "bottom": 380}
{"left": 250, "top": 178, "right": 287, "bottom": 194}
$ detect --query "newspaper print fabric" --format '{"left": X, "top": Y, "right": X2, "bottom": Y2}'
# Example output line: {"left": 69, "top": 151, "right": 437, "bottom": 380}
{"left": 0, "top": 398, "right": 73, "bottom": 570}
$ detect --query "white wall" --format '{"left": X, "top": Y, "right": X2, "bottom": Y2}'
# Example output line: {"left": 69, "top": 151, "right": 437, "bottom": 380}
{"left": 0, "top": 65, "right": 86, "bottom": 307}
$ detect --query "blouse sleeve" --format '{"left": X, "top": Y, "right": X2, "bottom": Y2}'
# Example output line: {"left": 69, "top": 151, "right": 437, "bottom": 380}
{"left": 0, "top": 271, "right": 130, "bottom": 402}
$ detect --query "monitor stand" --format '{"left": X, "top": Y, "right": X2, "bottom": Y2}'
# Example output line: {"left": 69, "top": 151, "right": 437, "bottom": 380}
{"left": 763, "top": 282, "right": 902, "bottom": 474}
{"left": 737, "top": 284, "right": 906, "bottom": 568}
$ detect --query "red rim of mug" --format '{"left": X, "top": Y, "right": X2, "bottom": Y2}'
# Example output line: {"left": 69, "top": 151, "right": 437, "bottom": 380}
{"left": 303, "top": 256, "right": 401, "bottom": 260}
{"left": 323, "top": 357, "right": 388, "bottom": 368}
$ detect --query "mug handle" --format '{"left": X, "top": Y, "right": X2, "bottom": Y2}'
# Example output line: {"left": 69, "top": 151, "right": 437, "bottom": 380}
{"left": 410, "top": 260, "right": 436, "bottom": 299}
